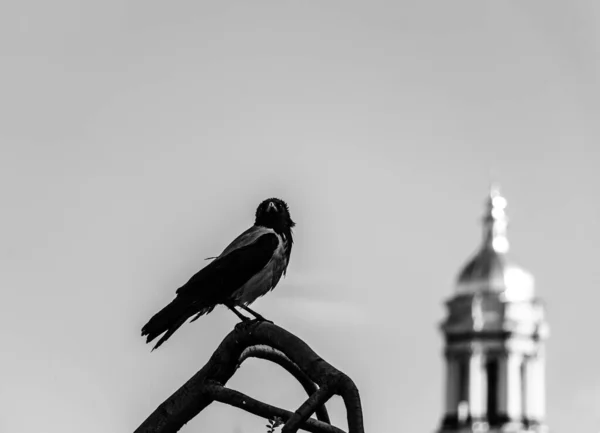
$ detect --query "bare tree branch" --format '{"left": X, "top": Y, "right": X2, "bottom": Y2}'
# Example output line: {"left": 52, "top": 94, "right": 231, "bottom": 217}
{"left": 205, "top": 382, "right": 344, "bottom": 433}
{"left": 135, "top": 320, "right": 364, "bottom": 433}
{"left": 335, "top": 377, "right": 363, "bottom": 433}
{"left": 239, "top": 345, "right": 331, "bottom": 424}
{"left": 282, "top": 385, "right": 335, "bottom": 433}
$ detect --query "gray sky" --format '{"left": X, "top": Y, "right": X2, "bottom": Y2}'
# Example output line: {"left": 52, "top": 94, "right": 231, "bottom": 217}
{"left": 2, "top": 1, "right": 599, "bottom": 432}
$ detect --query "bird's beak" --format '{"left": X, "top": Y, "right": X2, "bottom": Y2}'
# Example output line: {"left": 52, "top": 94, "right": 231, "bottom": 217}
{"left": 267, "top": 202, "right": 277, "bottom": 212}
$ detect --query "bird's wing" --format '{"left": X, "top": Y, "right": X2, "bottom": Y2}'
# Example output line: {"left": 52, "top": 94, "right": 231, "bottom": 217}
{"left": 218, "top": 225, "right": 272, "bottom": 258}
{"left": 175, "top": 227, "right": 280, "bottom": 304}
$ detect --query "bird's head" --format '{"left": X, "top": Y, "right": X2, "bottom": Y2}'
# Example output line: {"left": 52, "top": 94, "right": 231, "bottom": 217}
{"left": 255, "top": 198, "right": 295, "bottom": 234}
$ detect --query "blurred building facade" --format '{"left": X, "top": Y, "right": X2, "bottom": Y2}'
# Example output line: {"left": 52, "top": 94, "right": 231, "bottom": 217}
{"left": 438, "top": 187, "right": 549, "bottom": 433}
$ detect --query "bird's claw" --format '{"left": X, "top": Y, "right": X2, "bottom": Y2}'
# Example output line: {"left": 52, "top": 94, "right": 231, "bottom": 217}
{"left": 251, "top": 314, "right": 273, "bottom": 324}
{"left": 234, "top": 320, "right": 250, "bottom": 331}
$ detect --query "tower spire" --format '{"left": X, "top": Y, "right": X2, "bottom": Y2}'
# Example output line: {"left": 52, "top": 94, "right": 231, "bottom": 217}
{"left": 482, "top": 183, "right": 509, "bottom": 253}
{"left": 439, "top": 187, "right": 549, "bottom": 433}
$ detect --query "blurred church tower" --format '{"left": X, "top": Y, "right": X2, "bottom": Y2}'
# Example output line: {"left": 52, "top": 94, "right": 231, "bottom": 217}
{"left": 438, "top": 186, "right": 549, "bottom": 433}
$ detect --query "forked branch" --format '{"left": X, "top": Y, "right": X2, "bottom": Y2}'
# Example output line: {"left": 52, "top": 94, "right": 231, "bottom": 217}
{"left": 134, "top": 320, "right": 364, "bottom": 433}
{"left": 238, "top": 345, "right": 331, "bottom": 424}
{"left": 205, "top": 383, "right": 343, "bottom": 433}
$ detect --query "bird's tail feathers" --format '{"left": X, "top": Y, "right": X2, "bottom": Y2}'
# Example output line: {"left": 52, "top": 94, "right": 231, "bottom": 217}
{"left": 149, "top": 317, "right": 186, "bottom": 351}
{"left": 141, "top": 298, "right": 189, "bottom": 350}
{"left": 141, "top": 299, "right": 216, "bottom": 350}
{"left": 189, "top": 305, "right": 215, "bottom": 323}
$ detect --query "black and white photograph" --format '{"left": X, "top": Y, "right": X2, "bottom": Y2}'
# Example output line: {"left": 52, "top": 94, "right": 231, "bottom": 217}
{"left": 1, "top": 2, "right": 598, "bottom": 433}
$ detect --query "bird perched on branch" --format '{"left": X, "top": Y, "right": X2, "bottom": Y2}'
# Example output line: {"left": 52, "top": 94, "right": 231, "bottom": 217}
{"left": 141, "top": 198, "right": 295, "bottom": 350}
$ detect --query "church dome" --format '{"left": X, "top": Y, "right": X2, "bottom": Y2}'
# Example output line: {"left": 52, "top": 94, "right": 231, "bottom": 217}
{"left": 455, "top": 186, "right": 535, "bottom": 302}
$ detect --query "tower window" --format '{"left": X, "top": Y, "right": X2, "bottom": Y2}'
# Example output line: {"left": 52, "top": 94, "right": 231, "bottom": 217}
{"left": 486, "top": 358, "right": 499, "bottom": 420}
{"left": 458, "top": 359, "right": 469, "bottom": 403}
{"left": 521, "top": 359, "right": 528, "bottom": 424}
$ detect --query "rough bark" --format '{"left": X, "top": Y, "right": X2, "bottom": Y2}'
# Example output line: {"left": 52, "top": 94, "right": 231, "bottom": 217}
{"left": 134, "top": 320, "right": 364, "bottom": 433}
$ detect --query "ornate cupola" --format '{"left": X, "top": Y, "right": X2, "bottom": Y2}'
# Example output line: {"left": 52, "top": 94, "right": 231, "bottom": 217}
{"left": 456, "top": 185, "right": 535, "bottom": 303}
{"left": 438, "top": 186, "right": 549, "bottom": 433}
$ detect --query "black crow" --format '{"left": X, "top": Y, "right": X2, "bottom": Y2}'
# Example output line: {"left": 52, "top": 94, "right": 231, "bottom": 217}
{"left": 141, "top": 198, "right": 295, "bottom": 350}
